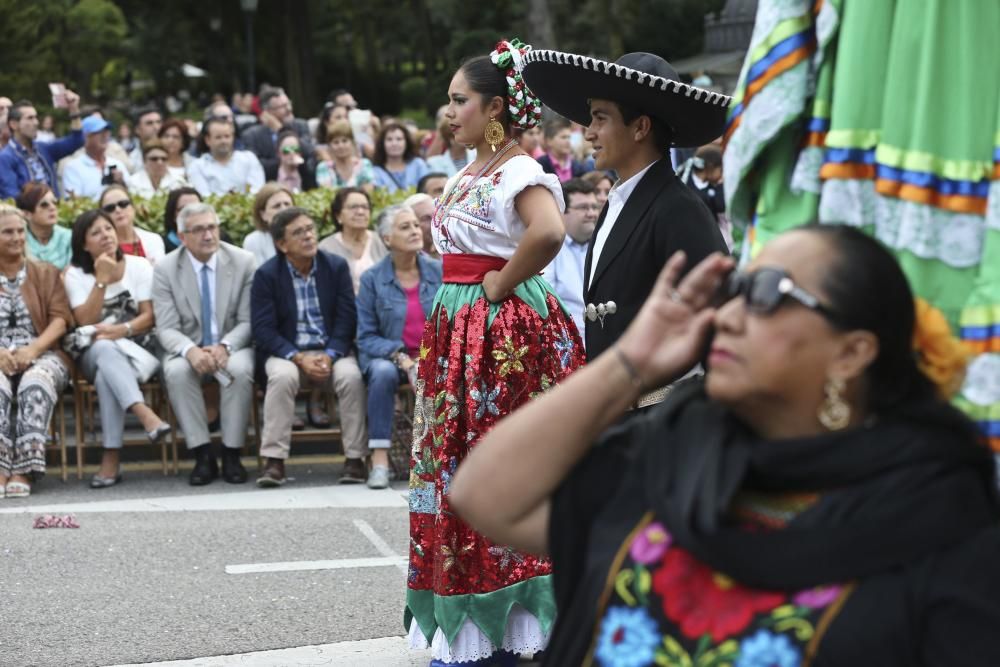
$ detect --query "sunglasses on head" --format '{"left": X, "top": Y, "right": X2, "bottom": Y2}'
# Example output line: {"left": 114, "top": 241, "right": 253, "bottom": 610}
{"left": 101, "top": 199, "right": 131, "bottom": 213}
{"left": 718, "top": 267, "right": 840, "bottom": 323}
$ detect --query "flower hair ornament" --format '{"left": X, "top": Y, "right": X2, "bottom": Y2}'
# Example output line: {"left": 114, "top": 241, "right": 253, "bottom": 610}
{"left": 912, "top": 298, "right": 969, "bottom": 399}
{"left": 490, "top": 38, "right": 543, "bottom": 133}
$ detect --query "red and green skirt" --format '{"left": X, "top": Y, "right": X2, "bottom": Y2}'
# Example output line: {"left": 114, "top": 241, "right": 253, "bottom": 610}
{"left": 406, "top": 266, "right": 586, "bottom": 662}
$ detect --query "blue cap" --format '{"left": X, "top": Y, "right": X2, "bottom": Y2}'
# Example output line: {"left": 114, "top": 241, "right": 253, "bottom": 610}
{"left": 81, "top": 116, "right": 110, "bottom": 135}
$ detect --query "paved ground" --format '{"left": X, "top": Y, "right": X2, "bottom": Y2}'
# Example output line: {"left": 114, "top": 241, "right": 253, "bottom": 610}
{"left": 0, "top": 456, "right": 432, "bottom": 667}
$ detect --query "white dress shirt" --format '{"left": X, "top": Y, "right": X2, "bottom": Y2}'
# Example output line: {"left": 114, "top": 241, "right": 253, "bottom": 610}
{"left": 180, "top": 251, "right": 219, "bottom": 357}
{"left": 588, "top": 160, "right": 657, "bottom": 289}
{"left": 61, "top": 153, "right": 132, "bottom": 201}
{"left": 187, "top": 150, "right": 265, "bottom": 197}
{"left": 545, "top": 236, "right": 589, "bottom": 344}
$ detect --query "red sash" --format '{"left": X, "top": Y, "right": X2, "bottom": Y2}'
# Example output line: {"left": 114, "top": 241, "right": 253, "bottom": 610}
{"left": 442, "top": 254, "right": 508, "bottom": 284}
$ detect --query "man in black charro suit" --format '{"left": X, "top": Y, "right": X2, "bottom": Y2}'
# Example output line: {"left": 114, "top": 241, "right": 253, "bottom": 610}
{"left": 524, "top": 50, "right": 731, "bottom": 408}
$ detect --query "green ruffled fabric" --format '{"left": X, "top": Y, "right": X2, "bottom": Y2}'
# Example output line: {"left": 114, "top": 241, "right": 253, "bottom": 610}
{"left": 405, "top": 575, "right": 557, "bottom": 648}
{"left": 432, "top": 275, "right": 566, "bottom": 331}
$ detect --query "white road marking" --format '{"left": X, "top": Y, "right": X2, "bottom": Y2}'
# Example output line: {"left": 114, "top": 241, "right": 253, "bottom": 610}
{"left": 107, "top": 635, "right": 431, "bottom": 666}
{"left": 353, "top": 518, "right": 407, "bottom": 574}
{"left": 0, "top": 485, "right": 409, "bottom": 514}
{"left": 225, "top": 556, "right": 407, "bottom": 574}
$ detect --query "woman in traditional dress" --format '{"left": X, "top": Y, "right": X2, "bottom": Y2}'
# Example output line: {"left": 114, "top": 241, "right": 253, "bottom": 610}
{"left": 406, "top": 39, "right": 586, "bottom": 666}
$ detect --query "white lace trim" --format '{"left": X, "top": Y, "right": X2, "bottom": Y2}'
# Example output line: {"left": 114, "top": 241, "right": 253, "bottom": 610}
{"left": 987, "top": 180, "right": 1000, "bottom": 231}
{"left": 407, "top": 605, "right": 549, "bottom": 663}
{"left": 962, "top": 353, "right": 1000, "bottom": 407}
{"left": 724, "top": 60, "right": 812, "bottom": 227}
{"left": 818, "top": 179, "right": 987, "bottom": 268}
{"left": 790, "top": 145, "right": 824, "bottom": 195}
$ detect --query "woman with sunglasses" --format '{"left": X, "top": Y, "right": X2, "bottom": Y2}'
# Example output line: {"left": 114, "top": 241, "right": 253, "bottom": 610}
{"left": 15, "top": 182, "right": 72, "bottom": 270}
{"left": 450, "top": 225, "right": 1000, "bottom": 665}
{"left": 275, "top": 131, "right": 315, "bottom": 194}
{"left": 98, "top": 184, "right": 165, "bottom": 265}
{"left": 129, "top": 139, "right": 188, "bottom": 199}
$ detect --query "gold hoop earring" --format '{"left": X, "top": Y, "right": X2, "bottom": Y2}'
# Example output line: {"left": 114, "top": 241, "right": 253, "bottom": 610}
{"left": 818, "top": 377, "right": 850, "bottom": 431}
{"left": 484, "top": 117, "right": 505, "bottom": 152}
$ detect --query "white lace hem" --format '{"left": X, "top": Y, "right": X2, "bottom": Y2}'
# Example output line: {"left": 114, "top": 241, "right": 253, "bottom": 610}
{"left": 407, "top": 604, "right": 549, "bottom": 662}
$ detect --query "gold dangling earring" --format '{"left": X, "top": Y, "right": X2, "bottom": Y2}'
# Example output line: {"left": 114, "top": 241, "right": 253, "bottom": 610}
{"left": 818, "top": 377, "right": 851, "bottom": 431}
{"left": 484, "top": 116, "right": 505, "bottom": 152}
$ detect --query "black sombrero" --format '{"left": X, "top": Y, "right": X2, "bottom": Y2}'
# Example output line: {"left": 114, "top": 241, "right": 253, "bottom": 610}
{"left": 521, "top": 50, "right": 732, "bottom": 148}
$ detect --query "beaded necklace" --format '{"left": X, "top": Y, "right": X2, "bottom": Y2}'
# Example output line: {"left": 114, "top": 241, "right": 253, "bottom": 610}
{"left": 432, "top": 137, "right": 519, "bottom": 227}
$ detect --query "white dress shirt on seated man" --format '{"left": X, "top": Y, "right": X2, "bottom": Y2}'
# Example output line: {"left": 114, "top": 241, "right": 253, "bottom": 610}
{"left": 544, "top": 185, "right": 600, "bottom": 345}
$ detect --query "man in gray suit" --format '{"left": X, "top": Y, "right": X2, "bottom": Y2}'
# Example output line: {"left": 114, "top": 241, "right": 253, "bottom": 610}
{"left": 153, "top": 202, "right": 256, "bottom": 485}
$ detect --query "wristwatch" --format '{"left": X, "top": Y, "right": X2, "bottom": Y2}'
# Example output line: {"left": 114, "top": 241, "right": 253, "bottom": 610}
{"left": 124, "top": 321, "right": 133, "bottom": 337}
{"left": 96, "top": 281, "right": 107, "bottom": 289}
{"left": 221, "top": 341, "right": 233, "bottom": 354}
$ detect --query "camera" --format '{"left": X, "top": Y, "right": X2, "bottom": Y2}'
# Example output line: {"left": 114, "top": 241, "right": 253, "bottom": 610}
{"left": 101, "top": 165, "right": 118, "bottom": 186}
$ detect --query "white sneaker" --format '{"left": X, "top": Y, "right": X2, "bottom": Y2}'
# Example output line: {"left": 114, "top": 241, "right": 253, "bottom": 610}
{"left": 366, "top": 465, "right": 390, "bottom": 489}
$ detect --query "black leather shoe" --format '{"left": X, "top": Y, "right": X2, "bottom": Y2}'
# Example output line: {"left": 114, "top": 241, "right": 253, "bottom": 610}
{"left": 220, "top": 447, "right": 248, "bottom": 484}
{"left": 189, "top": 444, "right": 218, "bottom": 486}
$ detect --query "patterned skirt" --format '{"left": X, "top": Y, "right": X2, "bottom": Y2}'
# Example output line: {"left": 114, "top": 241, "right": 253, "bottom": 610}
{"left": 406, "top": 275, "right": 586, "bottom": 662}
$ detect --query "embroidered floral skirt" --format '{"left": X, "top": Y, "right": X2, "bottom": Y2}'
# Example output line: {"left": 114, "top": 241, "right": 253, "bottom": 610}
{"left": 406, "top": 276, "right": 586, "bottom": 662}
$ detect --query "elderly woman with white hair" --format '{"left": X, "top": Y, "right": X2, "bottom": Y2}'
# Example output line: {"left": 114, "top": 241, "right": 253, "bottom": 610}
{"left": 356, "top": 204, "right": 441, "bottom": 489}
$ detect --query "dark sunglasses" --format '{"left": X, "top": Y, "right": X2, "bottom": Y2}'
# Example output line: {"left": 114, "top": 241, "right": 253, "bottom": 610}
{"left": 718, "top": 267, "right": 840, "bottom": 323}
{"left": 101, "top": 199, "right": 132, "bottom": 213}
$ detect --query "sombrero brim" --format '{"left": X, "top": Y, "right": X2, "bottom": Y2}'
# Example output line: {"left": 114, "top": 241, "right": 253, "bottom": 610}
{"left": 521, "top": 49, "right": 733, "bottom": 148}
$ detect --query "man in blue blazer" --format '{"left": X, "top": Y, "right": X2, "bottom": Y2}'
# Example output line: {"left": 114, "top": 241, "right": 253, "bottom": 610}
{"left": 251, "top": 207, "right": 368, "bottom": 487}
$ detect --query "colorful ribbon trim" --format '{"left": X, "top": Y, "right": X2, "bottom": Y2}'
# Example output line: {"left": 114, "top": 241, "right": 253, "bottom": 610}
{"left": 725, "top": 15, "right": 819, "bottom": 144}
{"left": 819, "top": 147, "right": 993, "bottom": 215}
{"left": 803, "top": 116, "right": 830, "bottom": 147}
{"left": 442, "top": 254, "right": 508, "bottom": 284}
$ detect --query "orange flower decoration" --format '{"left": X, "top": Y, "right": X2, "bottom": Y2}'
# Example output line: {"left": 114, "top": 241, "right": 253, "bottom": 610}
{"left": 912, "top": 298, "right": 969, "bottom": 399}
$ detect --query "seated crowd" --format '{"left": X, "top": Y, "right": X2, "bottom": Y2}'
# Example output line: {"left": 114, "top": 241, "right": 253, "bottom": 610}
{"left": 0, "top": 81, "right": 721, "bottom": 501}
{"left": 0, "top": 178, "right": 451, "bottom": 498}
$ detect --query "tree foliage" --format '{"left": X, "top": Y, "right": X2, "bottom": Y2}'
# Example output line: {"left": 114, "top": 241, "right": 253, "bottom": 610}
{"left": 1, "top": 0, "right": 725, "bottom": 120}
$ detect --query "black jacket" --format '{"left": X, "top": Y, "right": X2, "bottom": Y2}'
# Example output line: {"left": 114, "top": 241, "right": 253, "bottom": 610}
{"left": 583, "top": 158, "right": 727, "bottom": 360}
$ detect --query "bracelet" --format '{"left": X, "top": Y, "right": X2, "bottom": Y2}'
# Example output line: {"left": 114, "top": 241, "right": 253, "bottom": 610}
{"left": 613, "top": 346, "right": 644, "bottom": 390}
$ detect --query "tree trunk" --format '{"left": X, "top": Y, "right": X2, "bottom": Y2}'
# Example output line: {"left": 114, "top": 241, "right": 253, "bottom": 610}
{"left": 526, "top": 0, "right": 556, "bottom": 49}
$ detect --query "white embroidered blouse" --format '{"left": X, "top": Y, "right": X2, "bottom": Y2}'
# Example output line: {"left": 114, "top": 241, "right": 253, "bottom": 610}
{"left": 432, "top": 155, "right": 564, "bottom": 259}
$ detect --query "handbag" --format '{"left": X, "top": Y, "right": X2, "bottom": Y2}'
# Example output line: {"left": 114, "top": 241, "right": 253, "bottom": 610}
{"left": 114, "top": 337, "right": 160, "bottom": 383}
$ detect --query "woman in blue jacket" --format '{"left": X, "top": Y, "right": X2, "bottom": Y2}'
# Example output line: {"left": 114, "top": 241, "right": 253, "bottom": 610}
{"left": 356, "top": 204, "right": 441, "bottom": 489}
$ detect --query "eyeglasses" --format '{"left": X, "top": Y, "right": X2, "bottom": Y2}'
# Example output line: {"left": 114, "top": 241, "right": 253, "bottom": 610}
{"left": 288, "top": 223, "right": 317, "bottom": 239}
{"left": 101, "top": 200, "right": 131, "bottom": 213}
{"left": 569, "top": 204, "right": 602, "bottom": 212}
{"left": 345, "top": 204, "right": 370, "bottom": 212}
{"left": 281, "top": 145, "right": 301, "bottom": 155}
{"left": 146, "top": 155, "right": 168, "bottom": 162}
{"left": 718, "top": 267, "right": 841, "bottom": 324}
{"left": 186, "top": 223, "right": 219, "bottom": 236}
{"left": 37, "top": 200, "right": 57, "bottom": 209}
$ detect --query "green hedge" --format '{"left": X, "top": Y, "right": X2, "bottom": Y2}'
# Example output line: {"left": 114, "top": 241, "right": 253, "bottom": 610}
{"left": 13, "top": 186, "right": 415, "bottom": 246}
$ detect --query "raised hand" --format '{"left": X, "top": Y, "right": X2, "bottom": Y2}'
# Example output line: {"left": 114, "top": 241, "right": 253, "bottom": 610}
{"left": 615, "top": 251, "right": 734, "bottom": 389}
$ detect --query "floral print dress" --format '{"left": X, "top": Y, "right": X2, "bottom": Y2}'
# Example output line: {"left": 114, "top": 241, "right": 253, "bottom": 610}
{"left": 406, "top": 155, "right": 586, "bottom": 663}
